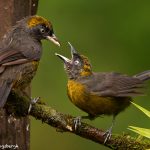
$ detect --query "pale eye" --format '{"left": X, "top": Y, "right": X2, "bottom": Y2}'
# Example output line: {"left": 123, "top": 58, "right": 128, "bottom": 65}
{"left": 74, "top": 60, "right": 80, "bottom": 65}
{"left": 40, "top": 28, "right": 45, "bottom": 33}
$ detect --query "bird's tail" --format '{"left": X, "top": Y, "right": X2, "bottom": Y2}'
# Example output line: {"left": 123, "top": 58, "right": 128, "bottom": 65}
{"left": 134, "top": 70, "right": 150, "bottom": 81}
{"left": 0, "top": 80, "right": 13, "bottom": 108}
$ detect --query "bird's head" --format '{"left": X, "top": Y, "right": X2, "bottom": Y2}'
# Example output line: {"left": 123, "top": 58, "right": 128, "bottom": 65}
{"left": 56, "top": 42, "right": 92, "bottom": 80}
{"left": 14, "top": 15, "right": 60, "bottom": 46}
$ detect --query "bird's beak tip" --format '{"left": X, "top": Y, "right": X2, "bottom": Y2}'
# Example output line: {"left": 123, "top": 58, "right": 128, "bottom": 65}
{"left": 67, "top": 41, "right": 78, "bottom": 57}
{"left": 46, "top": 34, "right": 60, "bottom": 47}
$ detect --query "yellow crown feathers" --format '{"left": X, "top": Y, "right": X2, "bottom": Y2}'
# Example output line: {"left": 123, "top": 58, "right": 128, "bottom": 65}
{"left": 27, "top": 15, "right": 51, "bottom": 28}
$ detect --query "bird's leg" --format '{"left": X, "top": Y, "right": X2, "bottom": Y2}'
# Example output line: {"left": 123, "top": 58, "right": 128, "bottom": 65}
{"left": 28, "top": 97, "right": 40, "bottom": 114}
{"left": 103, "top": 116, "right": 115, "bottom": 143}
{"left": 73, "top": 114, "right": 96, "bottom": 130}
{"left": 73, "top": 116, "right": 82, "bottom": 130}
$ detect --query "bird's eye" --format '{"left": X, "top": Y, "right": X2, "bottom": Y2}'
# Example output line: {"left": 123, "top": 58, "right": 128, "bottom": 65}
{"left": 74, "top": 60, "right": 80, "bottom": 65}
{"left": 40, "top": 28, "right": 45, "bottom": 33}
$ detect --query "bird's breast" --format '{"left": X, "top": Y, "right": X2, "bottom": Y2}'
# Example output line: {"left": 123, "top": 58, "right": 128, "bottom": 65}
{"left": 67, "top": 80, "right": 88, "bottom": 107}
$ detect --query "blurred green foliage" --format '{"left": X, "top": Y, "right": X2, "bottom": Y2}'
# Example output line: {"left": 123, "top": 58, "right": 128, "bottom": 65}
{"left": 128, "top": 102, "right": 150, "bottom": 139}
{"left": 31, "top": 0, "right": 150, "bottom": 149}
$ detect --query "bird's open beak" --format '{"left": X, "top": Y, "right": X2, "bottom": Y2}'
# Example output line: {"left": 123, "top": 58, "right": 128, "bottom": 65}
{"left": 46, "top": 34, "right": 60, "bottom": 47}
{"left": 68, "top": 42, "right": 78, "bottom": 57}
{"left": 55, "top": 42, "right": 79, "bottom": 63}
{"left": 55, "top": 53, "right": 71, "bottom": 63}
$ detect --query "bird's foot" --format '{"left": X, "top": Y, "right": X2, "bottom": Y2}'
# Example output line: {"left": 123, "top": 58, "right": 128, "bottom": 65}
{"left": 28, "top": 97, "right": 40, "bottom": 114}
{"left": 103, "top": 127, "right": 112, "bottom": 143}
{"left": 73, "top": 116, "right": 82, "bottom": 130}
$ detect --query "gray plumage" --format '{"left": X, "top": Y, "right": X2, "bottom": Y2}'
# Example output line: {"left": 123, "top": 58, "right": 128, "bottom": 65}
{"left": 0, "top": 15, "right": 58, "bottom": 107}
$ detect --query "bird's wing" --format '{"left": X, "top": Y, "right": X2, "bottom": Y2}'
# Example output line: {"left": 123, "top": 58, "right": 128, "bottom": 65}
{"left": 0, "top": 49, "right": 30, "bottom": 107}
{"left": 0, "top": 37, "right": 42, "bottom": 67}
{"left": 80, "top": 72, "right": 144, "bottom": 97}
{"left": 0, "top": 49, "right": 29, "bottom": 65}
{"left": 0, "top": 41, "right": 40, "bottom": 107}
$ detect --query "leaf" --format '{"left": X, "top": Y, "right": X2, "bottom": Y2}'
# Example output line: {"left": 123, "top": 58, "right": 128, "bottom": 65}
{"left": 131, "top": 102, "right": 150, "bottom": 118}
{"left": 128, "top": 126, "right": 150, "bottom": 139}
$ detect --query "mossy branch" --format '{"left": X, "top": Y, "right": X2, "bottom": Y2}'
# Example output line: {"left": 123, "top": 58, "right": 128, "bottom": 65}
{"left": 5, "top": 91, "right": 150, "bottom": 150}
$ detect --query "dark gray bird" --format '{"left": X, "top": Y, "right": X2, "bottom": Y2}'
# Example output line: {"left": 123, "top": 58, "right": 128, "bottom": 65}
{"left": 0, "top": 15, "right": 60, "bottom": 108}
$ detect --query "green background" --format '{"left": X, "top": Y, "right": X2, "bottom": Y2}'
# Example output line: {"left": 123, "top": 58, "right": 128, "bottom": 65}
{"left": 31, "top": 1, "right": 150, "bottom": 149}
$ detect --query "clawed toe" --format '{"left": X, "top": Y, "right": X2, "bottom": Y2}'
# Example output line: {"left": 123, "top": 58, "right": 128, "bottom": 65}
{"left": 28, "top": 97, "right": 40, "bottom": 114}
{"left": 73, "top": 116, "right": 82, "bottom": 130}
{"left": 103, "top": 128, "right": 112, "bottom": 143}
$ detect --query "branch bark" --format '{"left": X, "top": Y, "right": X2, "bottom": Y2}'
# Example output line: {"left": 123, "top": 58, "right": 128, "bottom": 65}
{"left": 5, "top": 91, "right": 150, "bottom": 150}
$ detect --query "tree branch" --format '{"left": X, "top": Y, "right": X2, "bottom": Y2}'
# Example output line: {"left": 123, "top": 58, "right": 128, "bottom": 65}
{"left": 5, "top": 91, "right": 150, "bottom": 150}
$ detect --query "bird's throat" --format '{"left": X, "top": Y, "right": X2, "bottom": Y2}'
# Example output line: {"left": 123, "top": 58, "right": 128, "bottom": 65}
{"left": 80, "top": 70, "right": 92, "bottom": 77}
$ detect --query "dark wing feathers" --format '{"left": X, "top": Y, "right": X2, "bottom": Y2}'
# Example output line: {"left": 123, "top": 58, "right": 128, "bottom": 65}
{"left": 0, "top": 38, "right": 42, "bottom": 66}
{"left": 0, "top": 49, "right": 27, "bottom": 65}
{"left": 0, "top": 50, "right": 17, "bottom": 62}
{"left": 79, "top": 72, "right": 144, "bottom": 97}
{"left": 0, "top": 49, "right": 30, "bottom": 107}
{"left": 0, "top": 38, "right": 42, "bottom": 108}
{"left": 0, "top": 80, "right": 13, "bottom": 107}
{"left": 0, "top": 49, "right": 28, "bottom": 107}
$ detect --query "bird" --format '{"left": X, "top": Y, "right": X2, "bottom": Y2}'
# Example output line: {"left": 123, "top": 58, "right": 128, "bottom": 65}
{"left": 0, "top": 15, "right": 60, "bottom": 108}
{"left": 55, "top": 42, "right": 150, "bottom": 142}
